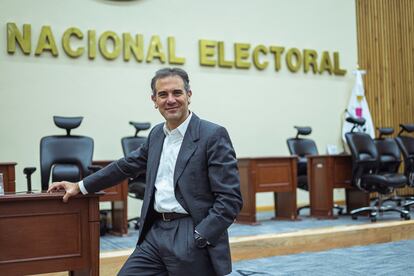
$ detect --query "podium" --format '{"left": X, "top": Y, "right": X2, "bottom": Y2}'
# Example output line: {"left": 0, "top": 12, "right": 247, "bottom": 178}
{"left": 0, "top": 192, "right": 100, "bottom": 275}
{"left": 308, "top": 154, "right": 370, "bottom": 218}
{"left": 237, "top": 157, "right": 298, "bottom": 224}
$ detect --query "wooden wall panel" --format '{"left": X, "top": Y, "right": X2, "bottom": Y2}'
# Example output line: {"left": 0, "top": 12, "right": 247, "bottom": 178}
{"left": 356, "top": 0, "right": 414, "bottom": 196}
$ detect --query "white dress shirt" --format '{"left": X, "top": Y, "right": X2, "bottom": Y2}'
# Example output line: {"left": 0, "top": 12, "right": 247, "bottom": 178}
{"left": 154, "top": 112, "right": 192, "bottom": 214}
{"left": 78, "top": 112, "right": 192, "bottom": 215}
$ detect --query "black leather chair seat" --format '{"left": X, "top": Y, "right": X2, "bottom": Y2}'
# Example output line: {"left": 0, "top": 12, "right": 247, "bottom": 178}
{"left": 362, "top": 173, "right": 406, "bottom": 193}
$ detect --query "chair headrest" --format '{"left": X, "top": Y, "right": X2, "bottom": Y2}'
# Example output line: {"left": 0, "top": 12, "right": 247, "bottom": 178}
{"left": 346, "top": 116, "right": 366, "bottom": 126}
{"left": 129, "top": 122, "right": 151, "bottom": 137}
{"left": 399, "top": 124, "right": 414, "bottom": 135}
{"left": 377, "top": 127, "right": 394, "bottom": 139}
{"left": 294, "top": 126, "right": 312, "bottom": 138}
{"left": 53, "top": 116, "right": 83, "bottom": 136}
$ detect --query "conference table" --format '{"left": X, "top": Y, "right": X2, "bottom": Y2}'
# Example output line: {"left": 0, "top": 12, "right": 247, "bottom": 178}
{"left": 0, "top": 192, "right": 100, "bottom": 275}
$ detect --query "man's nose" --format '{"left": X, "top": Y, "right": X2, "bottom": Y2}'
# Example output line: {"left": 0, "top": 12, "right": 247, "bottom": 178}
{"left": 166, "top": 94, "right": 176, "bottom": 104}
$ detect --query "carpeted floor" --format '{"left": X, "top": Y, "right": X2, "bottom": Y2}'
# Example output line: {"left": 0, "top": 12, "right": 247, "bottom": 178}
{"left": 229, "top": 239, "right": 414, "bottom": 276}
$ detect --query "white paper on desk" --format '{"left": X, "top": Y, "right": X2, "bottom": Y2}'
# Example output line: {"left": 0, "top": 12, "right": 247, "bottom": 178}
{"left": 326, "top": 144, "right": 338, "bottom": 155}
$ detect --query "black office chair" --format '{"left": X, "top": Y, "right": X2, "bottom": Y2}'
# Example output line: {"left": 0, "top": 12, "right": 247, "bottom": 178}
{"left": 373, "top": 127, "right": 405, "bottom": 206}
{"left": 345, "top": 117, "right": 410, "bottom": 221}
{"left": 24, "top": 116, "right": 99, "bottom": 191}
{"left": 121, "top": 121, "right": 151, "bottom": 230}
{"left": 287, "top": 126, "right": 343, "bottom": 215}
{"left": 395, "top": 123, "right": 414, "bottom": 210}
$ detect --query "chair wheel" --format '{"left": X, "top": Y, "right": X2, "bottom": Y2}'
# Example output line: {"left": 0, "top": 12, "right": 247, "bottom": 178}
{"left": 352, "top": 216, "right": 357, "bottom": 220}
{"left": 370, "top": 216, "right": 377, "bottom": 222}
{"left": 134, "top": 223, "right": 139, "bottom": 230}
{"left": 403, "top": 214, "right": 411, "bottom": 220}
{"left": 338, "top": 210, "right": 343, "bottom": 215}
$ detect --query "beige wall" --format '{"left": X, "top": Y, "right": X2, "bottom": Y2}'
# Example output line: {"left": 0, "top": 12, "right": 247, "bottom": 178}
{"left": 0, "top": 0, "right": 357, "bottom": 217}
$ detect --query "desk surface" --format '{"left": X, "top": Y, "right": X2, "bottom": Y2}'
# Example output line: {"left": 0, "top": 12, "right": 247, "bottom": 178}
{"left": 0, "top": 192, "right": 100, "bottom": 275}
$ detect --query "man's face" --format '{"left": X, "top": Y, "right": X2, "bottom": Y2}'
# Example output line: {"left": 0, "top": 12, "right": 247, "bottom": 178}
{"left": 152, "top": 75, "right": 192, "bottom": 130}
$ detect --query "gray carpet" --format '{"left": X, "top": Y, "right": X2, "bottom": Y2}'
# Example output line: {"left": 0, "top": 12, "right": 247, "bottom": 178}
{"left": 229, "top": 239, "right": 414, "bottom": 276}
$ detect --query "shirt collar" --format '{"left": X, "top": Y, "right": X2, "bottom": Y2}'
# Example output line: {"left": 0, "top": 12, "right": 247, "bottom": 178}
{"left": 163, "top": 111, "right": 192, "bottom": 137}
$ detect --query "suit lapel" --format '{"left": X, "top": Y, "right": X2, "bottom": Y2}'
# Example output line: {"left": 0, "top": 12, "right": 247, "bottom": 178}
{"left": 173, "top": 114, "right": 200, "bottom": 186}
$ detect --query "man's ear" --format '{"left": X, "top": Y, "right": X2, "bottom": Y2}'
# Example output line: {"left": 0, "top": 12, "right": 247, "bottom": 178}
{"left": 187, "top": 90, "right": 192, "bottom": 102}
{"left": 151, "top": 95, "right": 158, "bottom": 108}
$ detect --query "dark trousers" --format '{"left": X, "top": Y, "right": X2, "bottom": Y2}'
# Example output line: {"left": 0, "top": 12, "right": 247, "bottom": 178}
{"left": 118, "top": 216, "right": 217, "bottom": 276}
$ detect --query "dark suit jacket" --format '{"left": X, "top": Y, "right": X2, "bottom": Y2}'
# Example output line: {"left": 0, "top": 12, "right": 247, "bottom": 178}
{"left": 83, "top": 113, "right": 243, "bottom": 275}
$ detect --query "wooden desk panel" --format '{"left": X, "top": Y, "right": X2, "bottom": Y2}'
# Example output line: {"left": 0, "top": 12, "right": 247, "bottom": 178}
{"left": 0, "top": 162, "right": 17, "bottom": 193}
{"left": 308, "top": 155, "right": 370, "bottom": 218}
{"left": 237, "top": 157, "right": 297, "bottom": 224}
{"left": 0, "top": 192, "right": 99, "bottom": 275}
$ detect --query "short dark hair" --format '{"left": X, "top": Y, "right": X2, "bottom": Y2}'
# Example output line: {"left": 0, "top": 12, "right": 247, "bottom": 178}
{"left": 151, "top": 67, "right": 191, "bottom": 95}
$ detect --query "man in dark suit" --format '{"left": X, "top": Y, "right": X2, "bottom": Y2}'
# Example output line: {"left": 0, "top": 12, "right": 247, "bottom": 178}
{"left": 48, "top": 67, "right": 243, "bottom": 275}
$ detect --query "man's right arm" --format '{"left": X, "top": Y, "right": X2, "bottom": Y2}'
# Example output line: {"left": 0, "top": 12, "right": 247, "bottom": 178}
{"left": 48, "top": 136, "right": 150, "bottom": 201}
{"left": 83, "top": 142, "right": 149, "bottom": 193}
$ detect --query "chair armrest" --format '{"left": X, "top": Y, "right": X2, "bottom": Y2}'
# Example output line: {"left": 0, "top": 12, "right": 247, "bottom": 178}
{"left": 88, "top": 165, "right": 102, "bottom": 173}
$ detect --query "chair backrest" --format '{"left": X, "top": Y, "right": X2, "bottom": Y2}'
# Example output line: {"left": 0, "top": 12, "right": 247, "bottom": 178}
{"left": 40, "top": 116, "right": 94, "bottom": 191}
{"left": 121, "top": 122, "right": 150, "bottom": 195}
{"left": 395, "top": 124, "right": 414, "bottom": 183}
{"left": 374, "top": 127, "right": 401, "bottom": 173}
{"left": 121, "top": 122, "right": 151, "bottom": 156}
{"left": 286, "top": 126, "right": 318, "bottom": 157}
{"left": 286, "top": 126, "right": 318, "bottom": 176}
{"left": 345, "top": 131, "right": 379, "bottom": 184}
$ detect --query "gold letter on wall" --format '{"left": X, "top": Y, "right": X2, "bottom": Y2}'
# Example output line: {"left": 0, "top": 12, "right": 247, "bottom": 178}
{"left": 123, "top": 33, "right": 144, "bottom": 62}
{"left": 333, "top": 52, "right": 347, "bottom": 76}
{"left": 7, "top": 22, "right": 31, "bottom": 55}
{"left": 319, "top": 51, "right": 333, "bottom": 75}
{"left": 286, "top": 48, "right": 302, "bottom": 72}
{"left": 62, "top": 27, "right": 84, "bottom": 58}
{"left": 35, "top": 25, "right": 58, "bottom": 56}
{"left": 269, "top": 46, "right": 285, "bottom": 71}
{"left": 234, "top": 43, "right": 251, "bottom": 69}
{"left": 168, "top": 36, "right": 185, "bottom": 65}
{"left": 88, "top": 30, "right": 96, "bottom": 59}
{"left": 218, "top": 41, "right": 233, "bottom": 68}
{"left": 199, "top": 39, "right": 217, "bottom": 67}
{"left": 303, "top": 49, "right": 318, "bottom": 73}
{"left": 252, "top": 45, "right": 269, "bottom": 70}
{"left": 146, "top": 35, "right": 166, "bottom": 63}
{"left": 99, "top": 31, "right": 122, "bottom": 60}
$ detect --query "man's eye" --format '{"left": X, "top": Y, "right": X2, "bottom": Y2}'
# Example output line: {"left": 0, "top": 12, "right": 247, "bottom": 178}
{"left": 158, "top": 92, "right": 167, "bottom": 97}
{"left": 173, "top": 90, "right": 183, "bottom": 96}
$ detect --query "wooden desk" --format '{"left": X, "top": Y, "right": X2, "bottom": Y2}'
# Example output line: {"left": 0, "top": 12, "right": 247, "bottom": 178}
{"left": 308, "top": 154, "right": 370, "bottom": 218}
{"left": 0, "top": 192, "right": 99, "bottom": 275}
{"left": 93, "top": 160, "right": 129, "bottom": 236}
{"left": 2, "top": 161, "right": 129, "bottom": 236}
{"left": 0, "top": 162, "right": 17, "bottom": 193}
{"left": 237, "top": 157, "right": 298, "bottom": 224}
